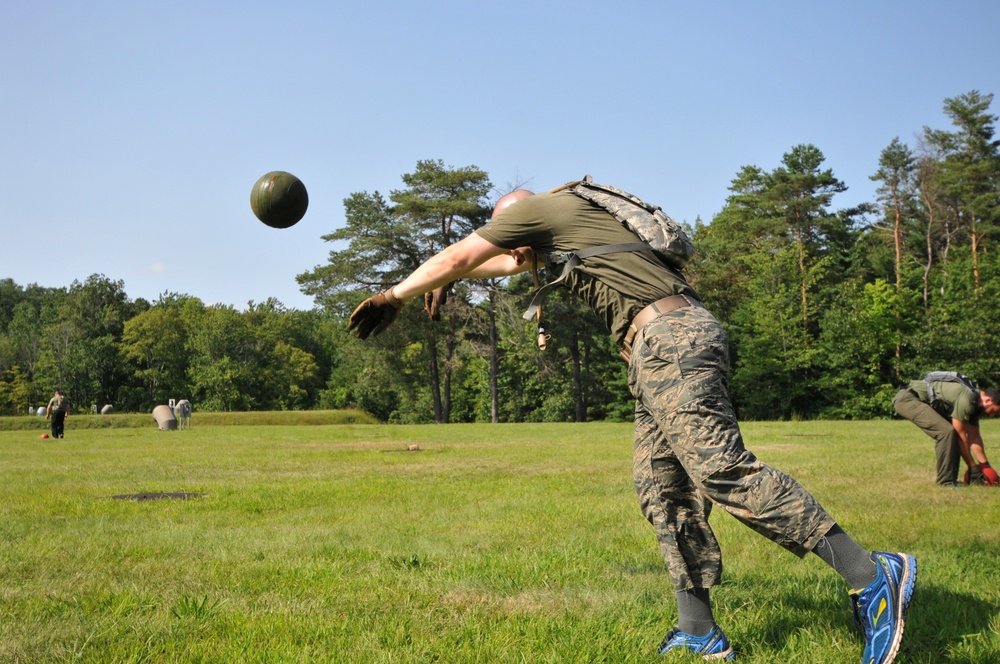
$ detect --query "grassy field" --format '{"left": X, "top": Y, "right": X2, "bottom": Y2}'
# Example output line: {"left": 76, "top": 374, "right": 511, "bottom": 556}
{"left": 1, "top": 419, "right": 997, "bottom": 663}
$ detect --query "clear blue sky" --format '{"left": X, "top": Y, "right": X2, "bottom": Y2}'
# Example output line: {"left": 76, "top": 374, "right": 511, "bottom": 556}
{"left": 3, "top": 1, "right": 998, "bottom": 310}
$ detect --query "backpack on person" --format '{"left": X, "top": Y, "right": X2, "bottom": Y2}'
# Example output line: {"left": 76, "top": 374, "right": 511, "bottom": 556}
{"left": 523, "top": 175, "right": 696, "bottom": 321}
{"left": 922, "top": 371, "right": 977, "bottom": 404}
{"left": 562, "top": 175, "right": 696, "bottom": 269}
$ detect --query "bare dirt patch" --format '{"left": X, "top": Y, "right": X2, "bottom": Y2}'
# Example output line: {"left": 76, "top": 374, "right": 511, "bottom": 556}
{"left": 110, "top": 492, "right": 205, "bottom": 501}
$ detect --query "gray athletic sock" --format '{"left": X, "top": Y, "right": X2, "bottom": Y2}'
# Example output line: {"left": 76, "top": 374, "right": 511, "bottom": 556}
{"left": 812, "top": 524, "right": 878, "bottom": 590}
{"left": 675, "top": 587, "right": 716, "bottom": 637}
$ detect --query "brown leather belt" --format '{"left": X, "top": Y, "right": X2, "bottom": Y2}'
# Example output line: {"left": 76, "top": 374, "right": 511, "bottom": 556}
{"left": 620, "top": 294, "right": 703, "bottom": 362}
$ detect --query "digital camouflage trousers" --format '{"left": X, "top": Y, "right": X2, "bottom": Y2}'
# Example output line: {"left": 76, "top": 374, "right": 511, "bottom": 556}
{"left": 627, "top": 305, "right": 836, "bottom": 591}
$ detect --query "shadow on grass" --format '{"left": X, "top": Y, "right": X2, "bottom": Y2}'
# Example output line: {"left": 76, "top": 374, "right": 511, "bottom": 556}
{"left": 903, "top": 582, "right": 1000, "bottom": 663}
{"left": 715, "top": 575, "right": 999, "bottom": 662}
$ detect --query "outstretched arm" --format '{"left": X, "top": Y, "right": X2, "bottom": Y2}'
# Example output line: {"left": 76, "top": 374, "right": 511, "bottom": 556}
{"left": 467, "top": 246, "right": 534, "bottom": 279}
{"left": 392, "top": 234, "right": 527, "bottom": 303}
{"left": 348, "top": 234, "right": 531, "bottom": 339}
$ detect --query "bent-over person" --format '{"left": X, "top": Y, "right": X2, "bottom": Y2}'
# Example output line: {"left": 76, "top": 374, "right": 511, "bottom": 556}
{"left": 348, "top": 181, "right": 916, "bottom": 663}
{"left": 893, "top": 372, "right": 1000, "bottom": 486}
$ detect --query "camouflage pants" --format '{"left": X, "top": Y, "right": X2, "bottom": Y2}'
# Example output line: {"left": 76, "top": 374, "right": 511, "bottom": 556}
{"left": 628, "top": 306, "right": 836, "bottom": 591}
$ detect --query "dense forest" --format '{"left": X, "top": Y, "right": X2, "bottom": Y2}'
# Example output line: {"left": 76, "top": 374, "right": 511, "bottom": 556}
{"left": 2, "top": 91, "right": 998, "bottom": 422}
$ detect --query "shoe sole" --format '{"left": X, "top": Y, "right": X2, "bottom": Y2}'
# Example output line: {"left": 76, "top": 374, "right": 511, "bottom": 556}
{"left": 882, "top": 553, "right": 917, "bottom": 664}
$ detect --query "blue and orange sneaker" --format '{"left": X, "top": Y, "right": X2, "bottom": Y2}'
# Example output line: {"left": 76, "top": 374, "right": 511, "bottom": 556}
{"left": 658, "top": 626, "right": 735, "bottom": 660}
{"left": 850, "top": 551, "right": 917, "bottom": 664}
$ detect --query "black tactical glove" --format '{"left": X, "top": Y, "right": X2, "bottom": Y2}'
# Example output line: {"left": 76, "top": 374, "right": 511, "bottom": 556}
{"left": 348, "top": 290, "right": 403, "bottom": 339}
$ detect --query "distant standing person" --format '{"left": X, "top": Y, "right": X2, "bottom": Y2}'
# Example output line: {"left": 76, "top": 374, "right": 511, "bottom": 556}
{"left": 45, "top": 390, "right": 70, "bottom": 439}
{"left": 893, "top": 371, "right": 1000, "bottom": 486}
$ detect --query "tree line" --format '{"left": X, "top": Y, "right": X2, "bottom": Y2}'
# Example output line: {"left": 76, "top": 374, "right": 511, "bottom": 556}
{"left": 1, "top": 90, "right": 997, "bottom": 422}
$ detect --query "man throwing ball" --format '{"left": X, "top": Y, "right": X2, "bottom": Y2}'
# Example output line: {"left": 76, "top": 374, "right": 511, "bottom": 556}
{"left": 349, "top": 181, "right": 916, "bottom": 662}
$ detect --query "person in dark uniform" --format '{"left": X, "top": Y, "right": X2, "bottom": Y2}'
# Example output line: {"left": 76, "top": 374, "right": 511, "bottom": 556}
{"left": 45, "top": 389, "right": 70, "bottom": 439}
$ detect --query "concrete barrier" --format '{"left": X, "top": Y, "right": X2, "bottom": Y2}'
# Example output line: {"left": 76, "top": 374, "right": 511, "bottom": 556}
{"left": 152, "top": 405, "right": 178, "bottom": 430}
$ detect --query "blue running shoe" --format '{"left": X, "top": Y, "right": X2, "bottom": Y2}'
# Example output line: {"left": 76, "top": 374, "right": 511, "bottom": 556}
{"left": 658, "top": 626, "right": 735, "bottom": 660}
{"left": 850, "top": 551, "right": 917, "bottom": 664}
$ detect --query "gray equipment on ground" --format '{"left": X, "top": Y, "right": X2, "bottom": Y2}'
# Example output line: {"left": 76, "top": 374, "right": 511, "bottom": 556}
{"left": 36, "top": 407, "right": 46, "bottom": 417}
{"left": 152, "top": 405, "right": 178, "bottom": 431}
{"left": 174, "top": 399, "right": 192, "bottom": 429}
{"left": 101, "top": 404, "right": 114, "bottom": 415}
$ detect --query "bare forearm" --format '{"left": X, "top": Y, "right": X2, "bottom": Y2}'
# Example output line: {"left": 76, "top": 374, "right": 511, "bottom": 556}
{"left": 954, "top": 420, "right": 986, "bottom": 466}
{"left": 963, "top": 425, "right": 988, "bottom": 465}
{"left": 954, "top": 434, "right": 976, "bottom": 467}
{"left": 393, "top": 254, "right": 465, "bottom": 302}
{"left": 465, "top": 254, "right": 528, "bottom": 279}
{"left": 392, "top": 235, "right": 507, "bottom": 303}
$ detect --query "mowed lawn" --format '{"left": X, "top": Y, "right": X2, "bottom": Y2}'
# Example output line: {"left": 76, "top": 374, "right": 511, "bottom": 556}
{"left": 1, "top": 420, "right": 997, "bottom": 663}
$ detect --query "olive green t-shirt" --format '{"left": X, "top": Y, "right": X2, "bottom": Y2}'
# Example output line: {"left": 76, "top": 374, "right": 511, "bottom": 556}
{"left": 475, "top": 191, "right": 699, "bottom": 344}
{"left": 909, "top": 379, "right": 980, "bottom": 425}
{"left": 47, "top": 394, "right": 67, "bottom": 412}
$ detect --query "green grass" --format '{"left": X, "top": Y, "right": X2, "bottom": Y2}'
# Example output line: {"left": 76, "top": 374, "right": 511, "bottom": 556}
{"left": 1, "top": 420, "right": 997, "bottom": 662}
